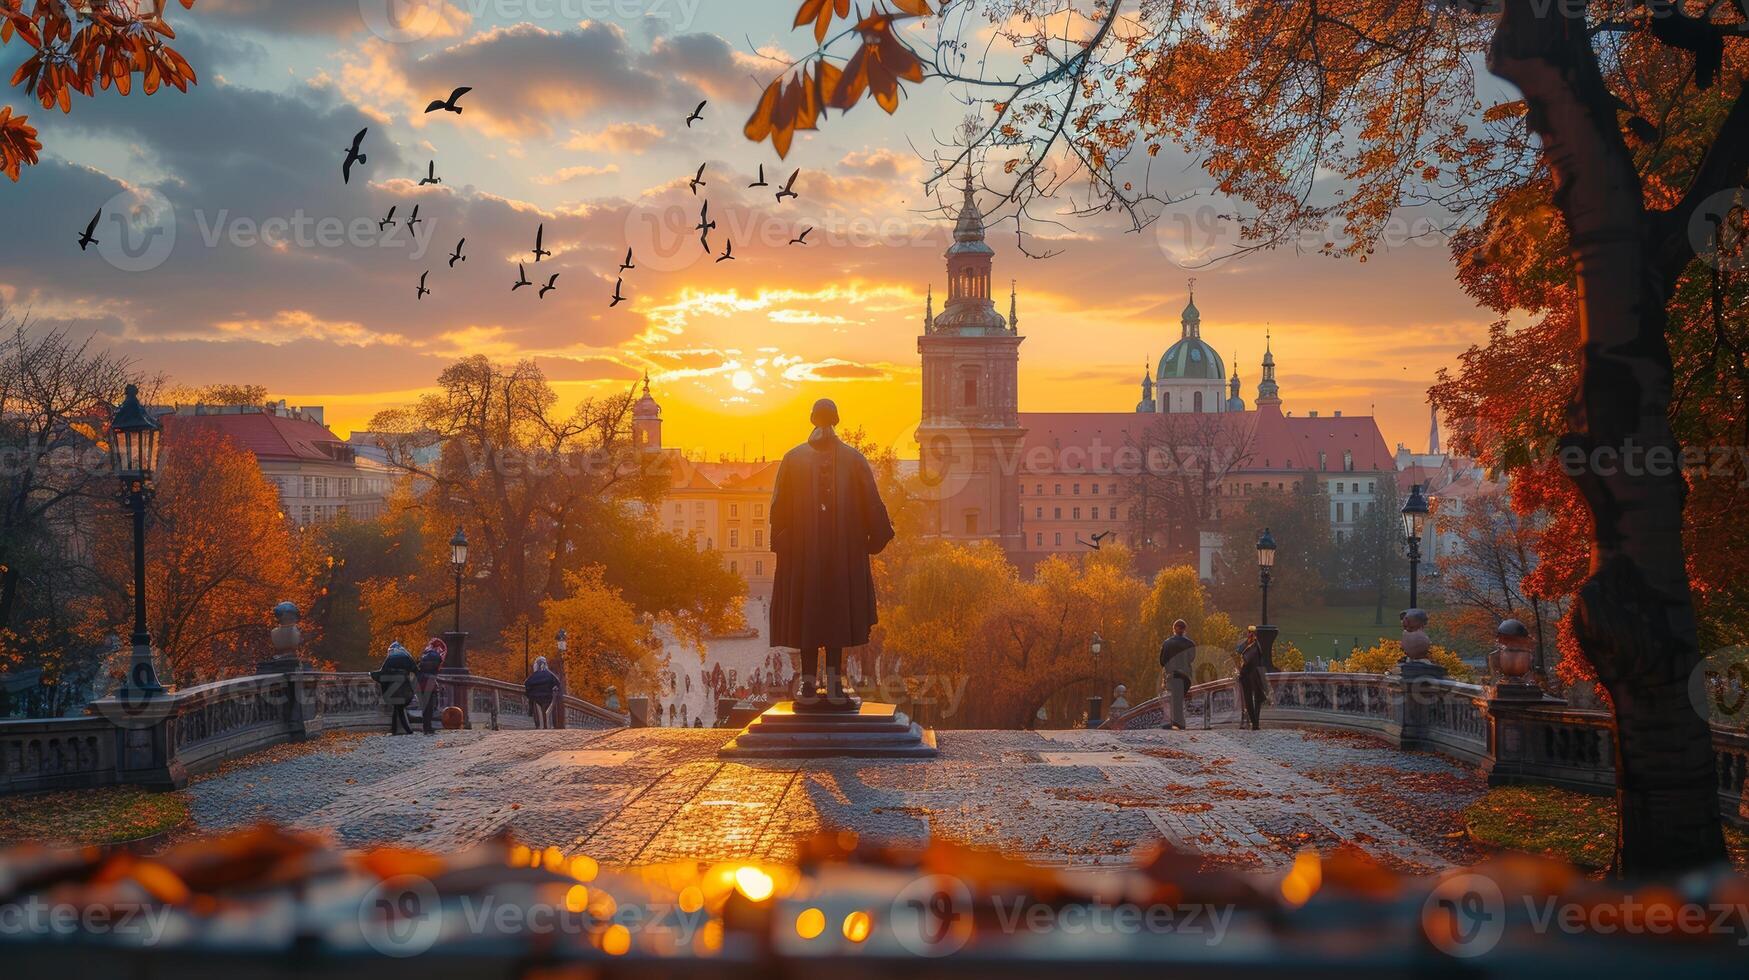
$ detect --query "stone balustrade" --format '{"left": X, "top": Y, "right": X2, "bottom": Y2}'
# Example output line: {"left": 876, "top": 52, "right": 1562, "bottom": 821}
{"left": 1108, "top": 672, "right": 1747, "bottom": 828}
{"left": 0, "top": 670, "right": 627, "bottom": 795}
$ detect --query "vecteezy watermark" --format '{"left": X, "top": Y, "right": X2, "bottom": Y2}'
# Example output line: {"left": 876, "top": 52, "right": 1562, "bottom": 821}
{"left": 887, "top": 873, "right": 1234, "bottom": 957}
{"left": 1690, "top": 645, "right": 1749, "bottom": 728}
{"left": 96, "top": 186, "right": 177, "bottom": 273}
{"left": 1153, "top": 189, "right": 1443, "bottom": 269}
{"left": 192, "top": 210, "right": 441, "bottom": 261}
{"left": 0, "top": 897, "right": 175, "bottom": 944}
{"left": 357, "top": 872, "right": 710, "bottom": 958}
{"left": 1422, "top": 870, "right": 1749, "bottom": 959}
{"left": 358, "top": 0, "right": 703, "bottom": 43}
{"left": 1687, "top": 187, "right": 1748, "bottom": 275}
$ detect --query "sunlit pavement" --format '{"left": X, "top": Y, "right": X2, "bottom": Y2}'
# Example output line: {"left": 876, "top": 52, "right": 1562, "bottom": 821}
{"left": 186, "top": 727, "right": 1487, "bottom": 872}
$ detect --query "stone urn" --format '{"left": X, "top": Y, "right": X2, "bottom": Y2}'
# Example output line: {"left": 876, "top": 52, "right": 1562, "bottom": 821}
{"left": 257, "top": 600, "right": 307, "bottom": 673}
{"left": 1492, "top": 619, "right": 1536, "bottom": 680}
{"left": 1398, "top": 607, "right": 1446, "bottom": 680}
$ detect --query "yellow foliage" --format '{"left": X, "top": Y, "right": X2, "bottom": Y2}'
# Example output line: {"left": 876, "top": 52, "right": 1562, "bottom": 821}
{"left": 1332, "top": 639, "right": 1474, "bottom": 681}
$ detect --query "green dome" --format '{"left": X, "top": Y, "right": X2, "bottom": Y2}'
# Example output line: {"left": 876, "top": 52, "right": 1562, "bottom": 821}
{"left": 1157, "top": 338, "right": 1225, "bottom": 381}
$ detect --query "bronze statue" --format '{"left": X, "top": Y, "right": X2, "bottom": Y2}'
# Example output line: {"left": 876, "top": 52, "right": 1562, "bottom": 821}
{"left": 769, "top": 398, "right": 895, "bottom": 708}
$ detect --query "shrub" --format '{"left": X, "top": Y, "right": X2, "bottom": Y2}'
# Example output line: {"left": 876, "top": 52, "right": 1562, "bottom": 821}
{"left": 1332, "top": 639, "right": 1473, "bottom": 682}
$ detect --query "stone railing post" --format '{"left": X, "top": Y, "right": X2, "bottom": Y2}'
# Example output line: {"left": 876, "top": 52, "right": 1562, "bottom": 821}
{"left": 489, "top": 687, "right": 501, "bottom": 731}
{"left": 88, "top": 694, "right": 186, "bottom": 791}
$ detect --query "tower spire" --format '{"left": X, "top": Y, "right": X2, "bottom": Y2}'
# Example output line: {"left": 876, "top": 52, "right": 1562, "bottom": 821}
{"left": 1429, "top": 403, "right": 1441, "bottom": 456}
{"left": 1009, "top": 279, "right": 1018, "bottom": 332}
{"left": 924, "top": 284, "right": 934, "bottom": 333}
{"left": 1257, "top": 329, "right": 1280, "bottom": 405}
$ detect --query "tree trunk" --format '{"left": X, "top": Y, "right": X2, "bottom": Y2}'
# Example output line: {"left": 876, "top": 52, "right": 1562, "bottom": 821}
{"left": 1490, "top": 3, "right": 1724, "bottom": 875}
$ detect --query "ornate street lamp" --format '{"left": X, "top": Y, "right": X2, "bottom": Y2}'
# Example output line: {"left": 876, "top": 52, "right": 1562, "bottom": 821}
{"left": 443, "top": 527, "right": 471, "bottom": 674}
{"left": 553, "top": 628, "right": 569, "bottom": 729}
{"left": 110, "top": 383, "right": 163, "bottom": 697}
{"left": 1255, "top": 528, "right": 1277, "bottom": 624}
{"left": 1401, "top": 484, "right": 1430, "bottom": 609}
{"left": 1087, "top": 630, "right": 1105, "bottom": 727}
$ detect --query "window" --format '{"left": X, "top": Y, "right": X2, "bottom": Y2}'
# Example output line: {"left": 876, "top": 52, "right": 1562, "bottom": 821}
{"left": 673, "top": 503, "right": 682, "bottom": 515}
{"left": 1108, "top": 507, "right": 1118, "bottom": 520}
{"left": 1054, "top": 532, "right": 1063, "bottom": 546}
{"left": 729, "top": 503, "right": 739, "bottom": 517}
{"left": 1092, "top": 484, "right": 1100, "bottom": 495}
{"left": 1035, "top": 484, "right": 1043, "bottom": 495}
{"left": 1035, "top": 507, "right": 1043, "bottom": 519}
{"left": 730, "top": 560, "right": 739, "bottom": 574}
{"left": 1109, "top": 484, "right": 1117, "bottom": 495}
{"left": 694, "top": 501, "right": 705, "bottom": 513}
{"left": 755, "top": 502, "right": 765, "bottom": 517}
{"left": 1036, "top": 532, "right": 1043, "bottom": 546}
{"left": 754, "top": 529, "right": 764, "bottom": 548}
{"left": 1054, "top": 507, "right": 1062, "bottom": 519}
{"left": 1337, "top": 482, "right": 1346, "bottom": 494}
{"left": 754, "top": 560, "right": 764, "bottom": 576}
{"left": 1319, "top": 451, "right": 1327, "bottom": 471}
{"left": 1072, "top": 483, "right": 1081, "bottom": 495}
{"left": 729, "top": 529, "right": 740, "bottom": 548}
{"left": 964, "top": 511, "right": 979, "bottom": 535}
{"left": 1335, "top": 502, "right": 1345, "bottom": 522}
{"left": 1054, "top": 484, "right": 1062, "bottom": 495}
{"left": 1193, "top": 391, "right": 1204, "bottom": 412}
{"left": 963, "top": 377, "right": 978, "bottom": 408}
{"left": 1343, "top": 450, "right": 1354, "bottom": 472}
{"left": 1072, "top": 507, "right": 1081, "bottom": 520}
{"left": 1367, "top": 482, "right": 1375, "bottom": 493}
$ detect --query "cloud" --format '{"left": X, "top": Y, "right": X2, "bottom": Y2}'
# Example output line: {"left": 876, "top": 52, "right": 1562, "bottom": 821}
{"left": 205, "top": 310, "right": 413, "bottom": 347}
{"left": 780, "top": 359, "right": 895, "bottom": 382}
{"left": 563, "top": 122, "right": 666, "bottom": 154}
{"left": 534, "top": 164, "right": 622, "bottom": 186}
{"left": 199, "top": 0, "right": 471, "bottom": 38}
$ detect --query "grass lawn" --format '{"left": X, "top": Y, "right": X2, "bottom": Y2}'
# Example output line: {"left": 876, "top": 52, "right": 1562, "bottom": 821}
{"left": 0, "top": 786, "right": 189, "bottom": 847}
{"left": 1280, "top": 603, "right": 1405, "bottom": 662}
{"left": 1463, "top": 785, "right": 1749, "bottom": 872}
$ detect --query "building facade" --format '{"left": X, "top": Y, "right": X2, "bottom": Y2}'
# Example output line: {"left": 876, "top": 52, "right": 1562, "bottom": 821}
{"left": 165, "top": 401, "right": 391, "bottom": 527}
{"left": 632, "top": 376, "right": 779, "bottom": 598}
{"left": 918, "top": 180, "right": 1397, "bottom": 578}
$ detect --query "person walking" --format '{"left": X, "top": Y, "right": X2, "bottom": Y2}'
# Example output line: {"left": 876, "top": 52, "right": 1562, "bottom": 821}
{"left": 416, "top": 637, "right": 446, "bottom": 734}
{"left": 1237, "top": 626, "right": 1270, "bottom": 731}
{"left": 524, "top": 655, "right": 560, "bottom": 729}
{"left": 1158, "top": 619, "right": 1196, "bottom": 731}
{"left": 374, "top": 640, "right": 417, "bottom": 735}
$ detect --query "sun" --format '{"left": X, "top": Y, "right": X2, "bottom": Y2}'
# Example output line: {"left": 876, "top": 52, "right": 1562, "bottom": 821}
{"left": 731, "top": 370, "right": 756, "bottom": 392}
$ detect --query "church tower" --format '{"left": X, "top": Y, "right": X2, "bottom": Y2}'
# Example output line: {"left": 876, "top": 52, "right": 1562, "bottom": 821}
{"left": 1256, "top": 331, "right": 1281, "bottom": 409}
{"left": 917, "top": 173, "right": 1026, "bottom": 548}
{"left": 632, "top": 372, "right": 662, "bottom": 452}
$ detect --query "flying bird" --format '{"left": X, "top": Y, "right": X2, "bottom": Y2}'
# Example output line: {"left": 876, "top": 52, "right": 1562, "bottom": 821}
{"left": 538, "top": 273, "right": 559, "bottom": 299}
{"left": 512, "top": 263, "right": 532, "bottom": 291}
{"left": 609, "top": 278, "right": 627, "bottom": 308}
{"left": 748, "top": 165, "right": 767, "bottom": 188}
{"left": 77, "top": 209, "right": 100, "bottom": 251}
{"left": 448, "top": 238, "right": 466, "bottom": 267}
{"left": 775, "top": 168, "right": 800, "bottom": 202}
{"left": 696, "top": 202, "right": 716, "bottom": 252}
{"left": 688, "top": 163, "right": 707, "bottom": 195}
{"left": 377, "top": 206, "right": 397, "bottom": 231}
{"left": 424, "top": 86, "right": 471, "bottom": 114}
{"left": 716, "top": 239, "right": 734, "bottom": 263}
{"left": 789, "top": 227, "right": 811, "bottom": 246}
{"left": 532, "top": 223, "right": 550, "bottom": 262}
{"left": 416, "top": 271, "right": 430, "bottom": 300}
{"left": 1077, "top": 530, "right": 1117, "bottom": 550}
{"left": 341, "top": 128, "right": 368, "bottom": 184}
{"left": 405, "top": 204, "right": 422, "bottom": 232}
{"left": 419, "top": 160, "right": 441, "bottom": 186}
{"left": 684, "top": 100, "right": 707, "bottom": 127}
{"left": 618, "top": 247, "right": 635, "bottom": 273}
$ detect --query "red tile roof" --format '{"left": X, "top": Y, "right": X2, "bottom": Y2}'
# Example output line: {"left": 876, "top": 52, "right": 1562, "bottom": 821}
{"left": 1017, "top": 407, "right": 1393, "bottom": 475}
{"left": 163, "top": 412, "right": 353, "bottom": 464}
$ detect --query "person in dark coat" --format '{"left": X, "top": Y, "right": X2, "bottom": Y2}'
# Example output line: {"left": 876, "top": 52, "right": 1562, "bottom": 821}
{"left": 524, "top": 655, "right": 560, "bottom": 728}
{"left": 1158, "top": 619, "right": 1196, "bottom": 730}
{"left": 416, "top": 638, "right": 446, "bottom": 734}
{"left": 769, "top": 398, "right": 895, "bottom": 706}
{"left": 374, "top": 641, "right": 417, "bottom": 735}
{"left": 1237, "top": 626, "right": 1269, "bottom": 730}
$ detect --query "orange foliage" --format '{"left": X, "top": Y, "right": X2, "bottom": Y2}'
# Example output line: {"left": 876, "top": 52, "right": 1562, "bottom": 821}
{"left": 0, "top": 0, "right": 198, "bottom": 180}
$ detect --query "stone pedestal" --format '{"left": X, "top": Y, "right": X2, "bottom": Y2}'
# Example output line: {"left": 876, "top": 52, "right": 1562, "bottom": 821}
{"left": 440, "top": 630, "right": 470, "bottom": 675}
{"left": 1255, "top": 625, "right": 1281, "bottom": 671}
{"left": 719, "top": 701, "right": 938, "bottom": 758}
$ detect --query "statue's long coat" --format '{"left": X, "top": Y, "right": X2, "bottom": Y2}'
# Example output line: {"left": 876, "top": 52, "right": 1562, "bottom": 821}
{"left": 768, "top": 429, "right": 895, "bottom": 650}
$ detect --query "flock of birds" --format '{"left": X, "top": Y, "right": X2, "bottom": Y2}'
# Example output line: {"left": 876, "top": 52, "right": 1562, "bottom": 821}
{"left": 74, "top": 88, "right": 812, "bottom": 309}
{"left": 334, "top": 89, "right": 808, "bottom": 305}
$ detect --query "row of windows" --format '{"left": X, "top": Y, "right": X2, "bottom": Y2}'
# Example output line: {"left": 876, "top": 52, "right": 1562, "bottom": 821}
{"left": 1032, "top": 506, "right": 1122, "bottom": 522}
{"left": 728, "top": 559, "right": 767, "bottom": 577}
{"left": 272, "top": 475, "right": 387, "bottom": 499}
{"left": 670, "top": 500, "right": 768, "bottom": 518}
{"left": 1333, "top": 501, "right": 1378, "bottom": 523}
{"left": 1330, "top": 481, "right": 1377, "bottom": 495}
{"left": 1026, "top": 483, "right": 1120, "bottom": 496}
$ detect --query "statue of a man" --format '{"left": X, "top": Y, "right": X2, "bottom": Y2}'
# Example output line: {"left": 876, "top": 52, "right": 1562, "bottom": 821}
{"left": 769, "top": 398, "right": 895, "bottom": 708}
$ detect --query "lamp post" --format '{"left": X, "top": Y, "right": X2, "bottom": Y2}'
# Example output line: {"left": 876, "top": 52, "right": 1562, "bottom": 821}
{"left": 1087, "top": 630, "right": 1105, "bottom": 727}
{"left": 442, "top": 527, "right": 471, "bottom": 674}
{"left": 1401, "top": 484, "right": 1430, "bottom": 610}
{"left": 553, "top": 628, "right": 569, "bottom": 729}
{"left": 1255, "top": 528, "right": 1280, "bottom": 671}
{"left": 111, "top": 384, "right": 163, "bottom": 697}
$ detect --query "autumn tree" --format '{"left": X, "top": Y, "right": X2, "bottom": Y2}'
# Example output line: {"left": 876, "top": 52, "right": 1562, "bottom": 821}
{"left": 1434, "top": 489, "right": 1566, "bottom": 672}
{"left": 754, "top": 0, "right": 1749, "bottom": 874}
{"left": 88, "top": 424, "right": 319, "bottom": 685}
{"left": 536, "top": 565, "right": 662, "bottom": 704}
{"left": 1336, "top": 477, "right": 1403, "bottom": 626}
{"left": 1123, "top": 410, "right": 1257, "bottom": 566}
{"left": 0, "top": 1, "right": 200, "bottom": 181}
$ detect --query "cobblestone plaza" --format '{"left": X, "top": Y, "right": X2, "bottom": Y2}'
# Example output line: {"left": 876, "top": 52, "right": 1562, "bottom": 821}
{"left": 187, "top": 727, "right": 1487, "bottom": 871}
